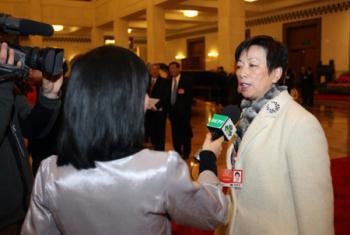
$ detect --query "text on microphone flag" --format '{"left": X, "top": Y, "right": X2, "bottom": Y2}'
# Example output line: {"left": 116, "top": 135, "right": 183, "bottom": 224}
{"left": 207, "top": 114, "right": 228, "bottom": 128}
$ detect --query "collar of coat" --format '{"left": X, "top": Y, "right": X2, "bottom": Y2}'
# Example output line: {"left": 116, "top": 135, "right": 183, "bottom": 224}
{"left": 238, "top": 90, "right": 292, "bottom": 157}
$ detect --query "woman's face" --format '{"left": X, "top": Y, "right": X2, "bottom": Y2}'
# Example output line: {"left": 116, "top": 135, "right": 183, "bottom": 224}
{"left": 236, "top": 45, "right": 281, "bottom": 100}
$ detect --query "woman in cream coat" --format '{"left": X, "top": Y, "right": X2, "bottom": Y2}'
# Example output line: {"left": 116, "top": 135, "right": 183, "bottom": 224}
{"left": 226, "top": 35, "right": 334, "bottom": 235}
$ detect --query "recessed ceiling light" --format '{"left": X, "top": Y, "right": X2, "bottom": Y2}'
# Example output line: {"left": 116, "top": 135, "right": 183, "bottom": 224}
{"left": 53, "top": 25, "right": 64, "bottom": 32}
{"left": 244, "top": 0, "right": 257, "bottom": 2}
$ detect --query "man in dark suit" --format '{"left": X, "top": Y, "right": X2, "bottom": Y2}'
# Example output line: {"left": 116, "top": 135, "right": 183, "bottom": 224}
{"left": 145, "top": 63, "right": 170, "bottom": 151}
{"left": 168, "top": 61, "right": 193, "bottom": 159}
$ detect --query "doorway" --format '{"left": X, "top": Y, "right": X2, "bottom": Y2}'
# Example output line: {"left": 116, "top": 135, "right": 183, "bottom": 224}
{"left": 182, "top": 37, "right": 205, "bottom": 70}
{"left": 283, "top": 18, "right": 321, "bottom": 82}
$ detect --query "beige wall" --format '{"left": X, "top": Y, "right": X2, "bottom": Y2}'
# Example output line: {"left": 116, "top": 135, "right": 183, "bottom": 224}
{"left": 0, "top": 1, "right": 29, "bottom": 18}
{"left": 205, "top": 33, "right": 221, "bottom": 71}
{"left": 322, "top": 11, "right": 350, "bottom": 74}
{"left": 165, "top": 32, "right": 222, "bottom": 71}
{"left": 20, "top": 38, "right": 92, "bottom": 64}
{"left": 165, "top": 37, "right": 187, "bottom": 65}
{"left": 249, "top": 22, "right": 282, "bottom": 41}
{"left": 41, "top": 1, "right": 93, "bottom": 27}
{"left": 247, "top": 10, "right": 350, "bottom": 75}
{"left": 134, "top": 43, "right": 147, "bottom": 62}
{"left": 45, "top": 41, "right": 92, "bottom": 63}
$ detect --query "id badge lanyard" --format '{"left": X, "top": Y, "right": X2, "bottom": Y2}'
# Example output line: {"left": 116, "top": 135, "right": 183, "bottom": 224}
{"left": 220, "top": 139, "right": 244, "bottom": 189}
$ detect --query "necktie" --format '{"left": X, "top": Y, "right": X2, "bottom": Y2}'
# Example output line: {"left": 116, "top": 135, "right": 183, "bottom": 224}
{"left": 171, "top": 78, "right": 178, "bottom": 105}
{"left": 150, "top": 78, "right": 156, "bottom": 94}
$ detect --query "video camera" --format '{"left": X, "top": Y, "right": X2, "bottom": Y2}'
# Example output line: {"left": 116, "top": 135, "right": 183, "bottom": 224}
{"left": 0, "top": 13, "right": 64, "bottom": 80}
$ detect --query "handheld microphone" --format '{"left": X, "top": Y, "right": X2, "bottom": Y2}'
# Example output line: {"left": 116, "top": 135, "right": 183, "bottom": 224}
{"left": 0, "top": 14, "right": 54, "bottom": 36}
{"left": 193, "top": 105, "right": 241, "bottom": 162}
{"left": 207, "top": 105, "right": 241, "bottom": 141}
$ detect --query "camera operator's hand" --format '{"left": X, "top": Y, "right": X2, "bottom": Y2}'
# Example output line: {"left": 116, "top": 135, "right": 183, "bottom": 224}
{"left": 202, "top": 133, "right": 224, "bottom": 158}
{"left": 30, "top": 69, "right": 63, "bottom": 99}
{"left": 0, "top": 42, "right": 21, "bottom": 67}
{"left": 2, "top": 42, "right": 62, "bottom": 99}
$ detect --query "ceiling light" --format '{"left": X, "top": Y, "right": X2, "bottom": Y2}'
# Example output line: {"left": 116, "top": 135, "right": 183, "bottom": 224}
{"left": 53, "top": 25, "right": 64, "bottom": 32}
{"left": 128, "top": 28, "right": 132, "bottom": 34}
{"left": 244, "top": 0, "right": 257, "bottom": 2}
{"left": 182, "top": 10, "right": 198, "bottom": 18}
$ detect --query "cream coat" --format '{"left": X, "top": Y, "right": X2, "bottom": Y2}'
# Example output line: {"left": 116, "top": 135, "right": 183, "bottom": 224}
{"left": 226, "top": 91, "right": 334, "bottom": 235}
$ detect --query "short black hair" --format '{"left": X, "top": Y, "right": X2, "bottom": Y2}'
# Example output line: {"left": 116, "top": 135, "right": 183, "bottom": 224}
{"left": 235, "top": 172, "right": 240, "bottom": 176}
{"left": 57, "top": 45, "right": 148, "bottom": 169}
{"left": 235, "top": 35, "right": 288, "bottom": 75}
{"left": 169, "top": 61, "right": 180, "bottom": 68}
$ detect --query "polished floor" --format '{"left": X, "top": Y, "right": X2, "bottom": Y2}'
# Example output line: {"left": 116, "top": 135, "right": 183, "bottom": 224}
{"left": 163, "top": 97, "right": 350, "bottom": 172}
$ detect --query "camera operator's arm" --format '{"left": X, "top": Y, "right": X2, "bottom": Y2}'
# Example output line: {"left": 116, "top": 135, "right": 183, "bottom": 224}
{"left": 0, "top": 43, "right": 16, "bottom": 143}
{"left": 0, "top": 42, "right": 62, "bottom": 139}
{"left": 41, "top": 72, "right": 63, "bottom": 99}
{"left": 16, "top": 71, "right": 62, "bottom": 139}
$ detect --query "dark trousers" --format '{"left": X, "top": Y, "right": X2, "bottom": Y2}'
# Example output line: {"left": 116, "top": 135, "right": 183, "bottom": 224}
{"left": 145, "top": 111, "right": 166, "bottom": 151}
{"left": 170, "top": 114, "right": 192, "bottom": 159}
{"left": 301, "top": 86, "right": 314, "bottom": 106}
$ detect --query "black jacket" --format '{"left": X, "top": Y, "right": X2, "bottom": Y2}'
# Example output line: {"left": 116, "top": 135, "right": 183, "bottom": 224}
{"left": 147, "top": 76, "right": 171, "bottom": 112}
{"left": 0, "top": 81, "right": 61, "bottom": 229}
{"left": 169, "top": 74, "right": 193, "bottom": 121}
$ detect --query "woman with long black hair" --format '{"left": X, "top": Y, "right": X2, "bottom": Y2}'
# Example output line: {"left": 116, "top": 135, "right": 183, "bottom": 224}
{"left": 21, "top": 45, "right": 228, "bottom": 235}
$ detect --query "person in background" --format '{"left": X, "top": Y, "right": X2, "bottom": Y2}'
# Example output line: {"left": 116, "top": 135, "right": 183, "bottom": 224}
{"left": 300, "top": 66, "right": 315, "bottom": 106}
{"left": 145, "top": 63, "right": 170, "bottom": 150}
{"left": 226, "top": 35, "right": 333, "bottom": 235}
{"left": 217, "top": 66, "right": 228, "bottom": 77}
{"left": 27, "top": 62, "right": 69, "bottom": 175}
{"left": 226, "top": 68, "right": 243, "bottom": 106}
{"left": 158, "top": 63, "right": 169, "bottom": 79}
{"left": 284, "top": 67, "right": 295, "bottom": 93}
{"left": 21, "top": 45, "right": 228, "bottom": 235}
{"left": 0, "top": 42, "right": 62, "bottom": 234}
{"left": 168, "top": 61, "right": 193, "bottom": 160}
{"left": 305, "top": 66, "right": 315, "bottom": 106}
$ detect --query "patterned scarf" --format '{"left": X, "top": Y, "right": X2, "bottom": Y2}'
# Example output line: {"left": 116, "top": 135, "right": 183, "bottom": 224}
{"left": 235, "top": 85, "right": 287, "bottom": 150}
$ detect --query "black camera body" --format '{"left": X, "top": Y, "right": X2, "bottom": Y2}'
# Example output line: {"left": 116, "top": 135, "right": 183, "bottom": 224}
{"left": 17, "top": 46, "right": 64, "bottom": 78}
{"left": 0, "top": 13, "right": 64, "bottom": 80}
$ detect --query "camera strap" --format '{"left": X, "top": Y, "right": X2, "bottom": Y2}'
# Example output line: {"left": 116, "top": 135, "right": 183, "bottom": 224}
{"left": 6, "top": 105, "right": 32, "bottom": 209}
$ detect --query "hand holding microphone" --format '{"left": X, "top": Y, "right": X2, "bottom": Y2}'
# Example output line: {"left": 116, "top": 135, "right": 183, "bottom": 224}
{"left": 202, "top": 133, "right": 224, "bottom": 158}
{"left": 207, "top": 105, "right": 241, "bottom": 141}
{"left": 194, "top": 105, "right": 241, "bottom": 164}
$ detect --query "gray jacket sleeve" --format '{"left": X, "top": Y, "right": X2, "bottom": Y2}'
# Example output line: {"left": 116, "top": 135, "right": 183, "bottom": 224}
{"left": 165, "top": 155, "right": 228, "bottom": 230}
{"left": 21, "top": 160, "right": 60, "bottom": 235}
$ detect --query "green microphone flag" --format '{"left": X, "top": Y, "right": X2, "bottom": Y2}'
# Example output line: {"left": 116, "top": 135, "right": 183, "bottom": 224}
{"left": 207, "top": 114, "right": 236, "bottom": 141}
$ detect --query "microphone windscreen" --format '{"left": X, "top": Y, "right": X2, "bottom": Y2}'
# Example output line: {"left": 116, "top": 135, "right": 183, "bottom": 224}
{"left": 19, "top": 19, "right": 54, "bottom": 36}
{"left": 222, "top": 105, "right": 241, "bottom": 124}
